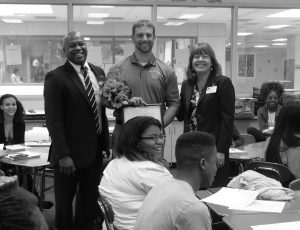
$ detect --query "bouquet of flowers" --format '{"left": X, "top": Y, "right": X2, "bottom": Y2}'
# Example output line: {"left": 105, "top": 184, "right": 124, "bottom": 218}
{"left": 99, "top": 78, "right": 132, "bottom": 109}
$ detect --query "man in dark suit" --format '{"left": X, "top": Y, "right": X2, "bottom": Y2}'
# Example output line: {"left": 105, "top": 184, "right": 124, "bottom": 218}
{"left": 44, "top": 31, "right": 109, "bottom": 230}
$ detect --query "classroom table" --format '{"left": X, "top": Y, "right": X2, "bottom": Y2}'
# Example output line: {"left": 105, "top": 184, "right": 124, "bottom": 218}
{"left": 197, "top": 188, "right": 300, "bottom": 217}
{"left": 229, "top": 141, "right": 267, "bottom": 173}
{"left": 0, "top": 146, "right": 52, "bottom": 209}
{"left": 222, "top": 211, "right": 300, "bottom": 230}
{"left": 230, "top": 141, "right": 266, "bottom": 160}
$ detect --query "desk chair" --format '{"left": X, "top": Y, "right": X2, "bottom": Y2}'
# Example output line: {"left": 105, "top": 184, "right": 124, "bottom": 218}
{"left": 289, "top": 178, "right": 300, "bottom": 190}
{"left": 246, "top": 161, "right": 293, "bottom": 186}
{"left": 95, "top": 192, "right": 115, "bottom": 230}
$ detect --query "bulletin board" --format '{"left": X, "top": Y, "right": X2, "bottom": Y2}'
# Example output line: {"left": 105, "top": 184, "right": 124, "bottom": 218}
{"left": 6, "top": 45, "right": 22, "bottom": 65}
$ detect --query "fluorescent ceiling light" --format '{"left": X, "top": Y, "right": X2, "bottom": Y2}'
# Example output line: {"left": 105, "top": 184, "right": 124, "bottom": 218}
{"left": 86, "top": 21, "right": 105, "bottom": 25}
{"left": 90, "top": 6, "right": 115, "bottom": 8}
{"left": 238, "top": 32, "right": 253, "bottom": 36}
{"left": 272, "top": 38, "right": 287, "bottom": 42}
{"left": 88, "top": 13, "right": 109, "bottom": 18}
{"left": 237, "top": 43, "right": 242, "bottom": 45}
{"left": 254, "top": 45, "right": 269, "bottom": 48}
{"left": 84, "top": 37, "right": 90, "bottom": 41}
{"left": 178, "top": 14, "right": 203, "bottom": 19}
{"left": 164, "top": 22, "right": 185, "bottom": 26}
{"left": 2, "top": 19, "right": 23, "bottom": 23}
{"left": 272, "top": 43, "right": 286, "bottom": 46}
{"left": 265, "top": 25, "right": 290, "bottom": 29}
{"left": 267, "top": 9, "right": 300, "bottom": 18}
{"left": 0, "top": 4, "right": 53, "bottom": 15}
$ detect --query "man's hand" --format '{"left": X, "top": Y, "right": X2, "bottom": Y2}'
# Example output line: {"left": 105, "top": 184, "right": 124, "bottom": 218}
{"left": 59, "top": 156, "right": 76, "bottom": 175}
{"left": 216, "top": 152, "right": 225, "bottom": 168}
{"left": 128, "top": 97, "right": 147, "bottom": 107}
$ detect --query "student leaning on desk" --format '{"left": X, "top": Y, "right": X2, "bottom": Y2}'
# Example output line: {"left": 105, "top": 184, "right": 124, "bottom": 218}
{"left": 265, "top": 103, "right": 300, "bottom": 180}
{"left": 0, "top": 94, "right": 53, "bottom": 209}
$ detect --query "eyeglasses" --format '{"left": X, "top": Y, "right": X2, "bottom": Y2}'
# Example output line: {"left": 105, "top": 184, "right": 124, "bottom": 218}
{"left": 141, "top": 134, "right": 166, "bottom": 142}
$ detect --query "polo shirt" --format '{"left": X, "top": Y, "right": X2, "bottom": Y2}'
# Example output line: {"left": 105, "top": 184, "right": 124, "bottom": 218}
{"left": 107, "top": 53, "right": 180, "bottom": 110}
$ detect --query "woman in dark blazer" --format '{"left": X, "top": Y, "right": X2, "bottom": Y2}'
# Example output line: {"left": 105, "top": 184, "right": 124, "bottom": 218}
{"left": 177, "top": 43, "right": 235, "bottom": 186}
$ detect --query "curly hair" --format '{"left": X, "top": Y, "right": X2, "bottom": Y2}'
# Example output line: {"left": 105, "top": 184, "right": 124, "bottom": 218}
{"left": 116, "top": 116, "right": 162, "bottom": 162}
{"left": 260, "top": 81, "right": 284, "bottom": 101}
{"left": 265, "top": 103, "right": 300, "bottom": 163}
{"left": 0, "top": 94, "right": 25, "bottom": 124}
{"left": 186, "top": 42, "right": 222, "bottom": 82}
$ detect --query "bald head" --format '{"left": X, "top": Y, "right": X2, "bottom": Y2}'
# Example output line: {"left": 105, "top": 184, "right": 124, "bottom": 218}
{"left": 62, "top": 31, "right": 87, "bottom": 65}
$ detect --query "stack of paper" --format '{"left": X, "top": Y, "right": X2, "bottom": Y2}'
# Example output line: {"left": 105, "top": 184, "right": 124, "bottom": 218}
{"left": 202, "top": 187, "right": 259, "bottom": 208}
{"left": 5, "top": 144, "right": 27, "bottom": 151}
{"left": 6, "top": 150, "right": 41, "bottom": 161}
{"left": 252, "top": 221, "right": 300, "bottom": 230}
{"left": 201, "top": 187, "right": 286, "bottom": 213}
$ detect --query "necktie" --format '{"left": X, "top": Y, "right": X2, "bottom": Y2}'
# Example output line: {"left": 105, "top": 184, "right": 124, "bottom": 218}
{"left": 81, "top": 65, "right": 101, "bottom": 134}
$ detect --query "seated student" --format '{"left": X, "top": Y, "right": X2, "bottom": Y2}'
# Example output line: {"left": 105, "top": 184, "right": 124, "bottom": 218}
{"left": 134, "top": 131, "right": 217, "bottom": 230}
{"left": 247, "top": 81, "right": 284, "bottom": 142}
{"left": 99, "top": 116, "right": 172, "bottom": 230}
{"left": 265, "top": 103, "right": 300, "bottom": 180}
{"left": 0, "top": 175, "right": 50, "bottom": 230}
{"left": 0, "top": 94, "right": 52, "bottom": 209}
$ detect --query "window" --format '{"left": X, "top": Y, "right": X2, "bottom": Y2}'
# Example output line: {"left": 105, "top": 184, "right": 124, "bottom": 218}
{"left": 0, "top": 4, "right": 67, "bottom": 84}
{"left": 236, "top": 8, "right": 300, "bottom": 95}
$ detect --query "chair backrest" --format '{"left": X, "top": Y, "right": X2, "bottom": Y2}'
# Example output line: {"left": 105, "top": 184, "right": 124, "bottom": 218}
{"left": 246, "top": 161, "right": 293, "bottom": 185}
{"left": 289, "top": 178, "right": 300, "bottom": 190}
{"left": 96, "top": 193, "right": 115, "bottom": 230}
{"left": 240, "top": 133, "right": 255, "bottom": 145}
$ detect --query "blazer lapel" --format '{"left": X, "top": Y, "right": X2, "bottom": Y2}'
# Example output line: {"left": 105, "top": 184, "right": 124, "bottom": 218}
{"left": 197, "top": 74, "right": 218, "bottom": 106}
{"left": 89, "top": 63, "right": 106, "bottom": 82}
{"left": 64, "top": 61, "right": 91, "bottom": 106}
{"left": 184, "top": 80, "right": 194, "bottom": 115}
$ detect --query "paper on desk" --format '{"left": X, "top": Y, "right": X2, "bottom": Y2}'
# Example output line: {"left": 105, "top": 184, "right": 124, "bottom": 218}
{"left": 25, "top": 142, "right": 51, "bottom": 147}
{"left": 5, "top": 144, "right": 27, "bottom": 151}
{"left": 201, "top": 187, "right": 259, "bottom": 208}
{"left": 25, "top": 127, "right": 50, "bottom": 142}
{"left": 229, "top": 200, "right": 285, "bottom": 213}
{"left": 229, "top": 148, "right": 247, "bottom": 154}
{"left": 251, "top": 221, "right": 300, "bottom": 230}
{"left": 6, "top": 150, "right": 41, "bottom": 160}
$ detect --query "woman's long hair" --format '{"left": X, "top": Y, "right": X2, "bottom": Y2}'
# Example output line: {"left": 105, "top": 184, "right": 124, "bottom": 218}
{"left": 116, "top": 116, "right": 162, "bottom": 162}
{"left": 265, "top": 103, "right": 300, "bottom": 163}
{"left": 186, "top": 42, "right": 221, "bottom": 82}
{"left": 0, "top": 94, "right": 25, "bottom": 124}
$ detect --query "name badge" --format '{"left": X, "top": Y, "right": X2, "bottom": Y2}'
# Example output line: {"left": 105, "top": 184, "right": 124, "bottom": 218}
{"left": 206, "top": 86, "right": 217, "bottom": 94}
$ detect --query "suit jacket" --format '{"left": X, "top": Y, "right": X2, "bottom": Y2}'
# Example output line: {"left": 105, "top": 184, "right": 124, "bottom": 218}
{"left": 0, "top": 121, "right": 25, "bottom": 145}
{"left": 44, "top": 61, "right": 109, "bottom": 167}
{"left": 257, "top": 104, "right": 282, "bottom": 130}
{"left": 177, "top": 74, "right": 235, "bottom": 155}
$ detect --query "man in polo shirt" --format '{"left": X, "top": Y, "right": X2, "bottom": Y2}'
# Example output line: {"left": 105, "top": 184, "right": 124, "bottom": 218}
{"left": 107, "top": 19, "right": 180, "bottom": 155}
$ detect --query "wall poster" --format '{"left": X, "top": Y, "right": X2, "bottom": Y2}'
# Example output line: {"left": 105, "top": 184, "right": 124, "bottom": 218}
{"left": 238, "top": 53, "right": 255, "bottom": 78}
